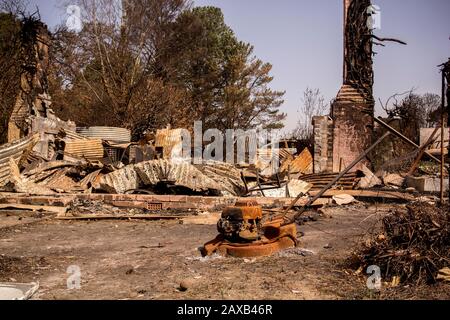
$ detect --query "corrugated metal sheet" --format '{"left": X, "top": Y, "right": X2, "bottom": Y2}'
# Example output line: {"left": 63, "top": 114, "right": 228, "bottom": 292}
{"left": 135, "top": 160, "right": 222, "bottom": 192}
{"left": 64, "top": 139, "right": 104, "bottom": 161}
{"left": 256, "top": 148, "right": 295, "bottom": 163}
{"left": 76, "top": 127, "right": 131, "bottom": 143}
{"left": 301, "top": 172, "right": 360, "bottom": 191}
{"left": 99, "top": 160, "right": 245, "bottom": 195}
{"left": 256, "top": 148, "right": 296, "bottom": 177}
{"left": 0, "top": 135, "right": 40, "bottom": 187}
{"left": 65, "top": 130, "right": 89, "bottom": 141}
{"left": 197, "top": 161, "right": 245, "bottom": 195}
{"left": 280, "top": 148, "right": 313, "bottom": 175}
{"left": 99, "top": 165, "right": 140, "bottom": 194}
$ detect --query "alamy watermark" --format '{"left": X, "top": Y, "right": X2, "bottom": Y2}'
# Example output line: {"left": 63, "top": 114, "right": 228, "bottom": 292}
{"left": 67, "top": 265, "right": 81, "bottom": 290}
{"left": 66, "top": 5, "right": 82, "bottom": 33}
{"left": 366, "top": 265, "right": 382, "bottom": 290}
{"left": 66, "top": 4, "right": 381, "bottom": 35}
{"left": 367, "top": 4, "right": 381, "bottom": 30}
{"left": 161, "top": 121, "right": 282, "bottom": 170}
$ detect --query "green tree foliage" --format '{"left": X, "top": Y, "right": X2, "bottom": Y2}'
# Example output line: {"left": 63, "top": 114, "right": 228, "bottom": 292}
{"left": 159, "top": 6, "right": 285, "bottom": 132}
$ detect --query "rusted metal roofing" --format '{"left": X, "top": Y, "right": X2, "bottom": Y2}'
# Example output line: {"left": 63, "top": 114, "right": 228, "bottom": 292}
{"left": 64, "top": 139, "right": 104, "bottom": 161}
{"left": 76, "top": 127, "right": 131, "bottom": 143}
{"left": 65, "top": 130, "right": 89, "bottom": 141}
{"left": 301, "top": 172, "right": 361, "bottom": 191}
{"left": 0, "top": 135, "right": 40, "bottom": 187}
{"left": 255, "top": 148, "right": 296, "bottom": 177}
{"left": 280, "top": 148, "right": 313, "bottom": 175}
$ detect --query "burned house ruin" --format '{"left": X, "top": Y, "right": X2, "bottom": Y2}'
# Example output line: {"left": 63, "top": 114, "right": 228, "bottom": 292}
{"left": 7, "top": 17, "right": 75, "bottom": 159}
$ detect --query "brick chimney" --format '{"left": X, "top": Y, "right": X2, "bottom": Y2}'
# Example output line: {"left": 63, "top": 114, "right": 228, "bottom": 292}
{"left": 330, "top": 0, "right": 375, "bottom": 172}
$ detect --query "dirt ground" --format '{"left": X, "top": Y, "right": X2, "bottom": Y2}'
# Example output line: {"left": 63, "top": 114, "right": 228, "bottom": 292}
{"left": 0, "top": 204, "right": 448, "bottom": 300}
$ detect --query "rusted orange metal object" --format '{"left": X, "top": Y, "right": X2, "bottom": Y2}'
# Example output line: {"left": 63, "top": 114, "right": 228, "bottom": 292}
{"left": 202, "top": 201, "right": 298, "bottom": 258}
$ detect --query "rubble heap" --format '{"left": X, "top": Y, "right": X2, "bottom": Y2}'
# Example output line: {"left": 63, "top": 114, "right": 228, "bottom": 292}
{"left": 349, "top": 203, "right": 450, "bottom": 284}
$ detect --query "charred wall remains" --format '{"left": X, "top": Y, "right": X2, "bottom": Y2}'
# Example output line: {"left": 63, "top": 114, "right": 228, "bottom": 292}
{"left": 8, "top": 17, "right": 52, "bottom": 142}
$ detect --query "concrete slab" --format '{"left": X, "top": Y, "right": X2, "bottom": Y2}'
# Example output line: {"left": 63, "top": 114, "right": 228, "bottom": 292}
{"left": 406, "top": 176, "right": 449, "bottom": 193}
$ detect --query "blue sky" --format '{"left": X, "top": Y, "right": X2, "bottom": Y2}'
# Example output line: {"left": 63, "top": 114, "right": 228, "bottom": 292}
{"left": 26, "top": 0, "right": 450, "bottom": 132}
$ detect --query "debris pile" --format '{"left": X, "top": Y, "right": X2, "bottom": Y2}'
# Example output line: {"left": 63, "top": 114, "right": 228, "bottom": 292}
{"left": 5, "top": 156, "right": 107, "bottom": 195}
{"left": 349, "top": 203, "right": 450, "bottom": 284}
{"left": 1, "top": 128, "right": 439, "bottom": 204}
{"left": 67, "top": 199, "right": 121, "bottom": 215}
{"left": 0, "top": 125, "right": 318, "bottom": 198}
